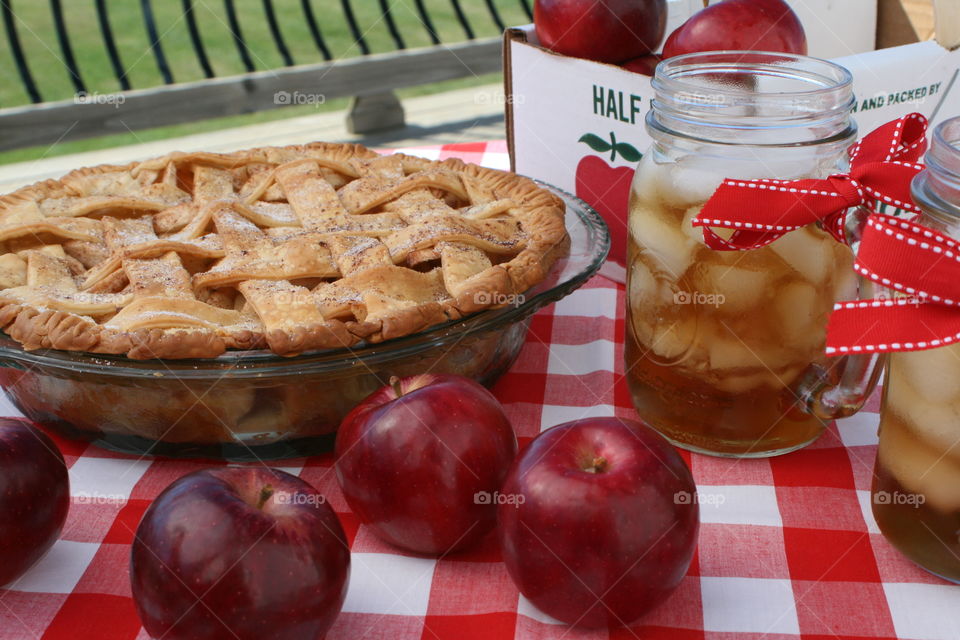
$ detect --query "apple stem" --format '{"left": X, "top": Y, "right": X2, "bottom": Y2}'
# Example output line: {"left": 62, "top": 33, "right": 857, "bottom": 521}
{"left": 609, "top": 131, "right": 618, "bottom": 162}
{"left": 257, "top": 485, "right": 274, "bottom": 510}
{"left": 389, "top": 376, "right": 404, "bottom": 398}
{"left": 584, "top": 456, "right": 608, "bottom": 474}
{"left": 702, "top": 0, "right": 709, "bottom": 7}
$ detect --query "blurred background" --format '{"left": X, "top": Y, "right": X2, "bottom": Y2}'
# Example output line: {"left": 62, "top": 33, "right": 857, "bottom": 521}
{"left": 0, "top": 0, "right": 534, "bottom": 165}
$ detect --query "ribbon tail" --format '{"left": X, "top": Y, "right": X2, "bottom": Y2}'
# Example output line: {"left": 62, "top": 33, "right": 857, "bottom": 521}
{"left": 855, "top": 214, "right": 960, "bottom": 301}
{"left": 826, "top": 301, "right": 960, "bottom": 355}
{"left": 849, "top": 113, "right": 928, "bottom": 164}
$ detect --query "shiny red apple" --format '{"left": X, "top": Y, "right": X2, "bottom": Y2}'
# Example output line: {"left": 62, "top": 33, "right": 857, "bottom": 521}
{"left": 498, "top": 418, "right": 699, "bottom": 628}
{"left": 0, "top": 418, "right": 69, "bottom": 586}
{"left": 535, "top": 0, "right": 667, "bottom": 63}
{"left": 662, "top": 0, "right": 806, "bottom": 59}
{"left": 131, "top": 468, "right": 349, "bottom": 640}
{"left": 335, "top": 374, "right": 517, "bottom": 555}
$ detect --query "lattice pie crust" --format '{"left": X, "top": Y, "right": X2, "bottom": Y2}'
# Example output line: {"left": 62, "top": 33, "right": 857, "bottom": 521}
{"left": 0, "top": 143, "right": 568, "bottom": 359}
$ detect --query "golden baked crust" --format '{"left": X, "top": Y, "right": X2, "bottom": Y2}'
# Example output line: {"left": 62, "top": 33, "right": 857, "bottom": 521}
{"left": 0, "top": 142, "right": 568, "bottom": 359}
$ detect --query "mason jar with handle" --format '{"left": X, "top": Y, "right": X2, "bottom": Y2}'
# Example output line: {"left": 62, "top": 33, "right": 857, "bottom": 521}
{"left": 625, "top": 51, "right": 885, "bottom": 458}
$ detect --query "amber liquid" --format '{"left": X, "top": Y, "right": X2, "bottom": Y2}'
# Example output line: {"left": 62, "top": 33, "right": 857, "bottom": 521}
{"left": 625, "top": 154, "right": 855, "bottom": 456}
{"left": 872, "top": 352, "right": 960, "bottom": 582}
{"left": 625, "top": 329, "right": 824, "bottom": 456}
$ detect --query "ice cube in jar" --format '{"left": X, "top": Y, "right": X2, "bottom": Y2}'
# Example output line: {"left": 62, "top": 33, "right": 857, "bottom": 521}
{"left": 768, "top": 227, "right": 836, "bottom": 284}
{"left": 628, "top": 201, "right": 697, "bottom": 279}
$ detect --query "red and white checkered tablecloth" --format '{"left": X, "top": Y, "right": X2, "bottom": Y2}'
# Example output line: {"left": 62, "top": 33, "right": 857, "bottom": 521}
{"left": 1, "top": 141, "right": 959, "bottom": 640}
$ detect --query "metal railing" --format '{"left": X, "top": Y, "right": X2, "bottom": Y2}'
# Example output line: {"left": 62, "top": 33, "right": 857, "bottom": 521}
{"left": 0, "top": 0, "right": 532, "bottom": 151}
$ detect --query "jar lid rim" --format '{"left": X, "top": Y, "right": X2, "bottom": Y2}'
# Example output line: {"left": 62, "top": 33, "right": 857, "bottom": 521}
{"left": 653, "top": 50, "right": 854, "bottom": 100}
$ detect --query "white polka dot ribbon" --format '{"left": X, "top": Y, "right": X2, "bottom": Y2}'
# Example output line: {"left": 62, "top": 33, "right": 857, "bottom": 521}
{"left": 691, "top": 114, "right": 929, "bottom": 251}
{"left": 826, "top": 213, "right": 960, "bottom": 355}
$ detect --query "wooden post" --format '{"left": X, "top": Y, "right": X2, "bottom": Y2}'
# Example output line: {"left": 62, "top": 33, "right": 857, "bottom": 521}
{"left": 346, "top": 91, "right": 406, "bottom": 134}
{"left": 932, "top": 0, "right": 960, "bottom": 50}
{"left": 876, "top": 0, "right": 921, "bottom": 48}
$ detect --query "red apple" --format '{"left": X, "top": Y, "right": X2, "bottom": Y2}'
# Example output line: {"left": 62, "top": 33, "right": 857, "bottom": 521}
{"left": 662, "top": 0, "right": 806, "bottom": 59}
{"left": 535, "top": 0, "right": 667, "bottom": 63}
{"left": 498, "top": 418, "right": 699, "bottom": 628}
{"left": 335, "top": 374, "right": 517, "bottom": 555}
{"left": 0, "top": 418, "right": 69, "bottom": 586}
{"left": 131, "top": 468, "right": 349, "bottom": 640}
{"left": 622, "top": 53, "right": 662, "bottom": 76}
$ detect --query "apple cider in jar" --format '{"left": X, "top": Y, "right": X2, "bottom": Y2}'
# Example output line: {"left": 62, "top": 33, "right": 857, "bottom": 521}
{"left": 873, "top": 346, "right": 960, "bottom": 581}
{"left": 625, "top": 52, "right": 876, "bottom": 457}
{"left": 871, "top": 116, "right": 960, "bottom": 582}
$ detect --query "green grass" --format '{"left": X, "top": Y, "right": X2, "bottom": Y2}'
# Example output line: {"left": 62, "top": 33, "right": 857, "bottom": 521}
{"left": 0, "top": 0, "right": 530, "bottom": 163}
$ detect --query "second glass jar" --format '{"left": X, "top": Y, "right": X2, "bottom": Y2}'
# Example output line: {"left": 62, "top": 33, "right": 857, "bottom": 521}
{"left": 871, "top": 115, "right": 960, "bottom": 583}
{"left": 626, "top": 52, "right": 872, "bottom": 457}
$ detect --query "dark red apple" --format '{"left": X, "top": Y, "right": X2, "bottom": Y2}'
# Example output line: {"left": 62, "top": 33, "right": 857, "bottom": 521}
{"left": 662, "top": 0, "right": 806, "bottom": 59}
{"left": 622, "top": 53, "right": 662, "bottom": 76}
{"left": 498, "top": 418, "right": 699, "bottom": 628}
{"left": 335, "top": 374, "right": 517, "bottom": 555}
{"left": 131, "top": 468, "right": 349, "bottom": 640}
{"left": 0, "top": 418, "right": 69, "bottom": 586}
{"left": 535, "top": 0, "right": 667, "bottom": 63}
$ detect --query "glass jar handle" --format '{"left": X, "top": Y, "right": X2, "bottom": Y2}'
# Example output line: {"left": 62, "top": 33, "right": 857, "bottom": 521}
{"left": 799, "top": 207, "right": 886, "bottom": 420}
{"left": 802, "top": 349, "right": 886, "bottom": 420}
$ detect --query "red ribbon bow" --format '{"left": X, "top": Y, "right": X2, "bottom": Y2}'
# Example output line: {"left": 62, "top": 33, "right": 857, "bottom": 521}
{"left": 692, "top": 113, "right": 929, "bottom": 250}
{"left": 826, "top": 213, "right": 960, "bottom": 355}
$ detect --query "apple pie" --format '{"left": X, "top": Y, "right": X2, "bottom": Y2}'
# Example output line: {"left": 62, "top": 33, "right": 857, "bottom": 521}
{"left": 0, "top": 143, "right": 568, "bottom": 359}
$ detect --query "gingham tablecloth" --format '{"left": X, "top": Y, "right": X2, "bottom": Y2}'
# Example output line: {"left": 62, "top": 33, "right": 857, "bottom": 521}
{"left": 1, "top": 141, "right": 959, "bottom": 640}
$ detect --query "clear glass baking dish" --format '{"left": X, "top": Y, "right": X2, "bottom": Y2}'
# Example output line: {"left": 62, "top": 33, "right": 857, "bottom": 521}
{"left": 0, "top": 185, "right": 608, "bottom": 460}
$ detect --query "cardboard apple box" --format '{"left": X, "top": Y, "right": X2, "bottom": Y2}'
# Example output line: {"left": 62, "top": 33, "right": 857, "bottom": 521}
{"left": 505, "top": 0, "right": 960, "bottom": 280}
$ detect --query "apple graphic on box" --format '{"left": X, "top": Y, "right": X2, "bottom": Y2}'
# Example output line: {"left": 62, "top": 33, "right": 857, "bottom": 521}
{"left": 335, "top": 374, "right": 517, "bottom": 555}
{"left": 535, "top": 0, "right": 667, "bottom": 63}
{"left": 130, "top": 467, "right": 349, "bottom": 640}
{"left": 498, "top": 417, "right": 699, "bottom": 628}
{"left": 662, "top": 0, "right": 806, "bottom": 58}
{"left": 0, "top": 418, "right": 69, "bottom": 587}
{"left": 575, "top": 132, "right": 642, "bottom": 266}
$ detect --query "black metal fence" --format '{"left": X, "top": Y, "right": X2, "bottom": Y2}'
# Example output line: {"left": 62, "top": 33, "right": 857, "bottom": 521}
{"left": 0, "top": 0, "right": 532, "bottom": 150}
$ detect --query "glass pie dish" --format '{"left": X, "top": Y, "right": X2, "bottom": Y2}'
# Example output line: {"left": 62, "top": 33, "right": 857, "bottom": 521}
{"left": 0, "top": 185, "right": 608, "bottom": 460}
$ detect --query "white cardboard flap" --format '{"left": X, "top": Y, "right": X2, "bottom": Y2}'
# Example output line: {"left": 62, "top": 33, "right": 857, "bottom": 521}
{"left": 834, "top": 41, "right": 960, "bottom": 135}
{"left": 509, "top": 32, "right": 958, "bottom": 201}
